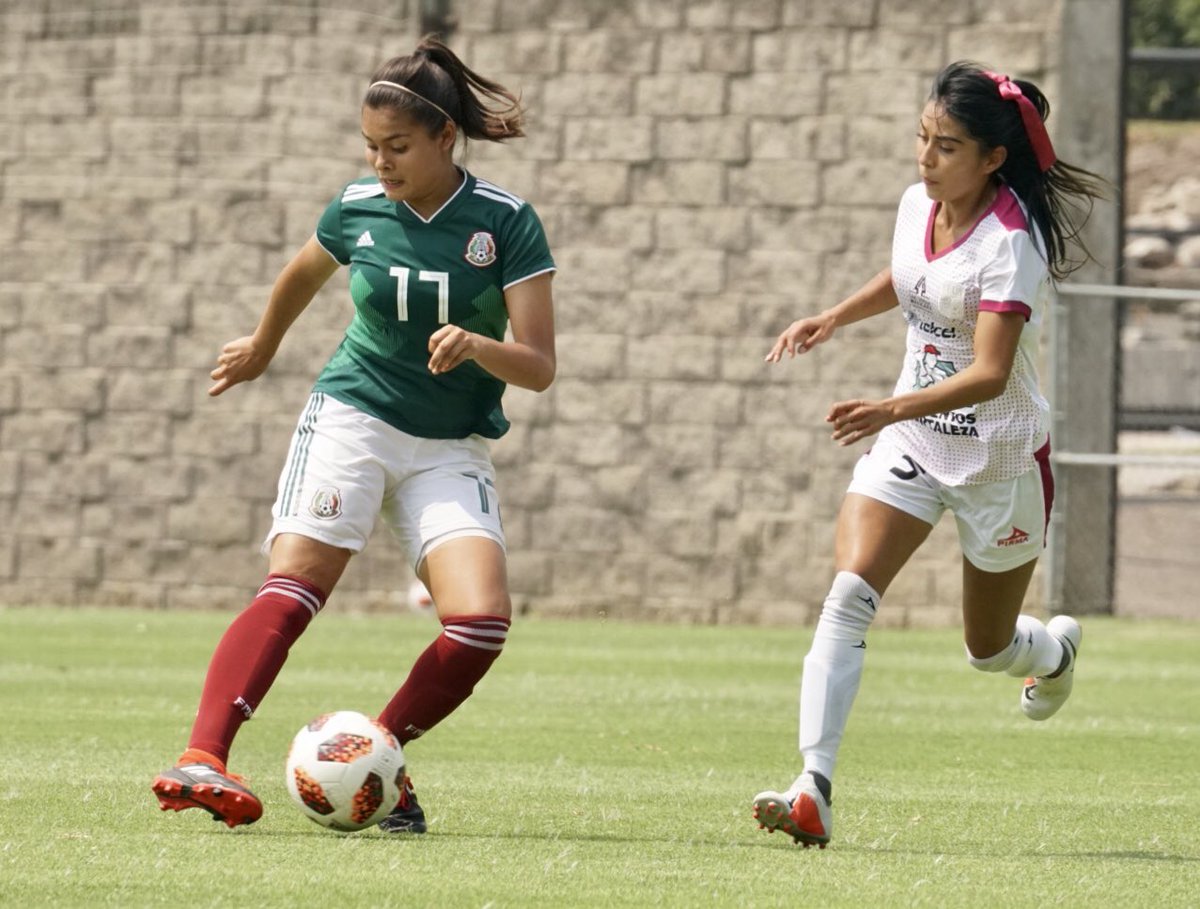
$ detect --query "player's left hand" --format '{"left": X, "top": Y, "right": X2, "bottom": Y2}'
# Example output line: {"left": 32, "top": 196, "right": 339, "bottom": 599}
{"left": 427, "top": 325, "right": 481, "bottom": 375}
{"left": 827, "top": 398, "right": 895, "bottom": 446}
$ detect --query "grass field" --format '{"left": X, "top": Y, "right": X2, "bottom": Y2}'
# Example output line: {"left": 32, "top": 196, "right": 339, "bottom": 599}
{"left": 1, "top": 607, "right": 1197, "bottom": 908}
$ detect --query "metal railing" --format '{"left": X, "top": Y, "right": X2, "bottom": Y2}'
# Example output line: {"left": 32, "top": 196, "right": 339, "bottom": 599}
{"left": 1129, "top": 47, "right": 1200, "bottom": 65}
{"left": 1044, "top": 282, "right": 1200, "bottom": 612}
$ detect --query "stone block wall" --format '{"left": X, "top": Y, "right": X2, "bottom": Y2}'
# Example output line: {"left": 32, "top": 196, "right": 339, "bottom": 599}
{"left": 0, "top": 0, "right": 1063, "bottom": 622}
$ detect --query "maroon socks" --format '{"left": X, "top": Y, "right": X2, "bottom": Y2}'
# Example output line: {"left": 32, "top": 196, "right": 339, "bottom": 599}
{"left": 187, "top": 581, "right": 507, "bottom": 762}
{"left": 187, "top": 574, "right": 326, "bottom": 763}
{"left": 378, "top": 615, "right": 511, "bottom": 744}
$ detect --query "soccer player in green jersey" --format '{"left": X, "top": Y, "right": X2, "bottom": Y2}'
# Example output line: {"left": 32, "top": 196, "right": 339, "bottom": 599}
{"left": 152, "top": 37, "right": 556, "bottom": 832}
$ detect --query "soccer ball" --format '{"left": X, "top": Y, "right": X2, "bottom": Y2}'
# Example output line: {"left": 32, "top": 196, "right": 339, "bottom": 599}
{"left": 285, "top": 710, "right": 406, "bottom": 832}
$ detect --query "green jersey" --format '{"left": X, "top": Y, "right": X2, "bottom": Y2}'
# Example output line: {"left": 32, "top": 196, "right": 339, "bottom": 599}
{"left": 312, "top": 171, "right": 555, "bottom": 439}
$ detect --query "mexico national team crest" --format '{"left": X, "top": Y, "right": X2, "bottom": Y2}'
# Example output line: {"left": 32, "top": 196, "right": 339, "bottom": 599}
{"left": 309, "top": 486, "right": 342, "bottom": 520}
{"left": 464, "top": 231, "right": 497, "bottom": 267}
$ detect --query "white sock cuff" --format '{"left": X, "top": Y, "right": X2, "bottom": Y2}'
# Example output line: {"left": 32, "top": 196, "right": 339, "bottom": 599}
{"left": 967, "top": 616, "right": 1062, "bottom": 677}
{"left": 966, "top": 633, "right": 1021, "bottom": 673}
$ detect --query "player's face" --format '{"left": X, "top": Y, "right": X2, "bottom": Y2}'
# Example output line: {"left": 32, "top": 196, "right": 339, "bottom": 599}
{"left": 362, "top": 105, "right": 458, "bottom": 208}
{"left": 914, "top": 102, "right": 1003, "bottom": 204}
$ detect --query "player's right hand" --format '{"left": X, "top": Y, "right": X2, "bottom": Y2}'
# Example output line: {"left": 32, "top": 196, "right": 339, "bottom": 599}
{"left": 764, "top": 314, "right": 836, "bottom": 362}
{"left": 209, "top": 336, "right": 272, "bottom": 396}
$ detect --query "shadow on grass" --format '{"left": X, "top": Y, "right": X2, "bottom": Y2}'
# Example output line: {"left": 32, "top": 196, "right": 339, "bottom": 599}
{"left": 166, "top": 823, "right": 1200, "bottom": 863}
{"left": 835, "top": 844, "right": 1200, "bottom": 863}
{"left": 1052, "top": 850, "right": 1200, "bottom": 864}
{"left": 209, "top": 825, "right": 801, "bottom": 852}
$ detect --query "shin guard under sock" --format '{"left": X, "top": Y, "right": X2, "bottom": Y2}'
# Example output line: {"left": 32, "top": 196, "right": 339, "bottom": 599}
{"left": 378, "top": 615, "right": 510, "bottom": 745}
{"left": 798, "top": 571, "right": 881, "bottom": 783}
{"left": 187, "top": 574, "right": 326, "bottom": 763}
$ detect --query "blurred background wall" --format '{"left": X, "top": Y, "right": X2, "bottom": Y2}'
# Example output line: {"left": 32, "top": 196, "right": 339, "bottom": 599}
{"left": 1, "top": 0, "right": 1093, "bottom": 622}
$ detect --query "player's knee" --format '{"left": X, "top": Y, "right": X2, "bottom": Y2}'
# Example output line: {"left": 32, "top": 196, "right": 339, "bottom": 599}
{"left": 816, "top": 571, "right": 881, "bottom": 639}
{"left": 469, "top": 589, "right": 511, "bottom": 621}
{"left": 440, "top": 590, "right": 512, "bottom": 626}
{"left": 267, "top": 534, "right": 350, "bottom": 597}
{"left": 426, "top": 572, "right": 511, "bottom": 622}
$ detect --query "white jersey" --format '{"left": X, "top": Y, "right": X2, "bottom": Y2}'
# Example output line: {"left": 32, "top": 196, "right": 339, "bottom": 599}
{"left": 879, "top": 182, "right": 1050, "bottom": 486}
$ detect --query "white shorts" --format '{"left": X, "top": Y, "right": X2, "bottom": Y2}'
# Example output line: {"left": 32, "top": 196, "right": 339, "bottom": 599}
{"left": 846, "top": 434, "right": 1053, "bottom": 573}
{"left": 264, "top": 393, "right": 505, "bottom": 569}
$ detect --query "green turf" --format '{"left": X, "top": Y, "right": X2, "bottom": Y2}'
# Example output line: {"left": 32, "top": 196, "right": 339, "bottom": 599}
{"left": 1, "top": 607, "right": 1197, "bottom": 908}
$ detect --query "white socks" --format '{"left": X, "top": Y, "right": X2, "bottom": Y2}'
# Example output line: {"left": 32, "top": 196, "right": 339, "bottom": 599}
{"left": 967, "top": 613, "right": 1063, "bottom": 679}
{"left": 798, "top": 571, "right": 881, "bottom": 784}
{"left": 797, "top": 580, "right": 1062, "bottom": 788}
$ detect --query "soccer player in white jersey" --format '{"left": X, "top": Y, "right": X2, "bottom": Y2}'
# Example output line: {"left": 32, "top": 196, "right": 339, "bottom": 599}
{"left": 754, "top": 61, "right": 1107, "bottom": 848}
{"left": 152, "top": 38, "right": 556, "bottom": 832}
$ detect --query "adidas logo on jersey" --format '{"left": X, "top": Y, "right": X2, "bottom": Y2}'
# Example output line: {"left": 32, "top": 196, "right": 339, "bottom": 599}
{"left": 356, "top": 231, "right": 375, "bottom": 248}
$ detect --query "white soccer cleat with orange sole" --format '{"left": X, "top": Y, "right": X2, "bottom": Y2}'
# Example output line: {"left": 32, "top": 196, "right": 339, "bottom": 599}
{"left": 1022, "top": 615, "right": 1081, "bottom": 721}
{"left": 753, "top": 772, "right": 832, "bottom": 848}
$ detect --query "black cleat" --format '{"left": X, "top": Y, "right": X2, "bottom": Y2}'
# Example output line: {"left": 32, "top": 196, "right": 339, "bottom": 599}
{"left": 378, "top": 775, "right": 427, "bottom": 834}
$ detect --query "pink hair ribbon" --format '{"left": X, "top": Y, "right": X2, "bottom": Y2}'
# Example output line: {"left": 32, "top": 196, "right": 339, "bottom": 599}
{"left": 983, "top": 71, "right": 1057, "bottom": 172}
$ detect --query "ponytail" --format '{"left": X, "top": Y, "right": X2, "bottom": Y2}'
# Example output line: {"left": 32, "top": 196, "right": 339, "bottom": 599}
{"left": 1020, "top": 157, "right": 1110, "bottom": 281}
{"left": 364, "top": 36, "right": 524, "bottom": 143}
{"left": 929, "top": 61, "right": 1110, "bottom": 280}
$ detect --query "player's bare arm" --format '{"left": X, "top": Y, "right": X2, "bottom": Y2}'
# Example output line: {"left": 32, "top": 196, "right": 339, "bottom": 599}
{"left": 765, "top": 268, "right": 899, "bottom": 362}
{"left": 755, "top": 61, "right": 1104, "bottom": 851}
{"left": 158, "top": 36, "right": 551, "bottom": 838}
{"left": 827, "top": 310, "right": 1025, "bottom": 446}
{"left": 427, "top": 272, "right": 556, "bottom": 391}
{"left": 209, "top": 237, "right": 340, "bottom": 396}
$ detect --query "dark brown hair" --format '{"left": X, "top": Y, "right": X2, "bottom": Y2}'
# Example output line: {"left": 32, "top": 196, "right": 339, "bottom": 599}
{"left": 929, "top": 61, "right": 1110, "bottom": 280}
{"left": 364, "top": 36, "right": 524, "bottom": 143}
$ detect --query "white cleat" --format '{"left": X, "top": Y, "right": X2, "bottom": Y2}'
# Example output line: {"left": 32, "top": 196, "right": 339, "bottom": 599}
{"left": 1022, "top": 615, "right": 1081, "bottom": 721}
{"left": 752, "top": 772, "right": 832, "bottom": 848}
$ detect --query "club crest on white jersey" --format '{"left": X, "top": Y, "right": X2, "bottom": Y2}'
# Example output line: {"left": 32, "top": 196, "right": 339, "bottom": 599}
{"left": 913, "top": 343, "right": 957, "bottom": 388}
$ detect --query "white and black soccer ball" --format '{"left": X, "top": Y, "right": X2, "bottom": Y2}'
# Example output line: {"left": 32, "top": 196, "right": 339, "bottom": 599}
{"left": 285, "top": 710, "right": 405, "bottom": 831}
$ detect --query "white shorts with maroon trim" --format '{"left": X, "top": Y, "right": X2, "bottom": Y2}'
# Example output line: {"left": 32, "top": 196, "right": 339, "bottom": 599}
{"left": 264, "top": 393, "right": 504, "bottom": 569}
{"left": 846, "top": 433, "right": 1053, "bottom": 573}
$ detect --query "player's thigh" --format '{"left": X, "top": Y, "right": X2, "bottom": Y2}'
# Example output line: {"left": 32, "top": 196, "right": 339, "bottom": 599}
{"left": 421, "top": 536, "right": 511, "bottom": 620}
{"left": 950, "top": 468, "right": 1048, "bottom": 655}
{"left": 383, "top": 435, "right": 506, "bottom": 581}
{"left": 840, "top": 440, "right": 942, "bottom": 594}
{"left": 960, "top": 557, "right": 1038, "bottom": 657}
{"left": 948, "top": 466, "right": 1049, "bottom": 574}
{"left": 835, "top": 494, "right": 934, "bottom": 595}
